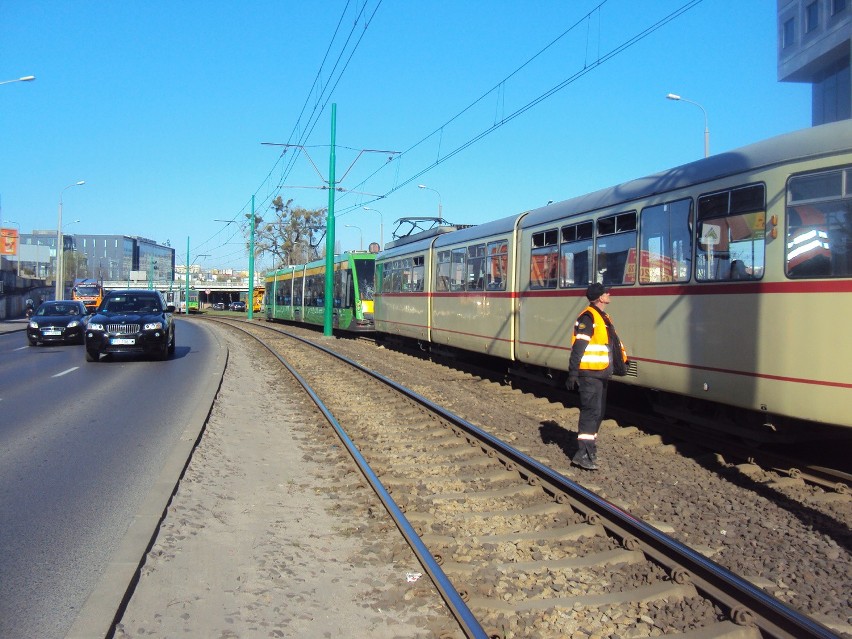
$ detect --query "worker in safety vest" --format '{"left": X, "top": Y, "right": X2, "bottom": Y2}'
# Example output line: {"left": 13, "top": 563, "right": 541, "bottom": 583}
{"left": 566, "top": 282, "right": 628, "bottom": 470}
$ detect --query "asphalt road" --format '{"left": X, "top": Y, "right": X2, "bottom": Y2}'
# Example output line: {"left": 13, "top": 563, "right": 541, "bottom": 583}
{"left": 0, "top": 319, "right": 220, "bottom": 639}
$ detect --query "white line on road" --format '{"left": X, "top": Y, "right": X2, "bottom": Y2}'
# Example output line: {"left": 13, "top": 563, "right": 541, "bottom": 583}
{"left": 53, "top": 367, "right": 79, "bottom": 377}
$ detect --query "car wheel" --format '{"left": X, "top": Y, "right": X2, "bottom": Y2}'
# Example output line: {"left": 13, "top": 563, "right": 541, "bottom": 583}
{"left": 28, "top": 337, "right": 38, "bottom": 346}
{"left": 155, "top": 342, "right": 169, "bottom": 361}
{"left": 85, "top": 348, "right": 100, "bottom": 362}
{"left": 168, "top": 331, "right": 176, "bottom": 355}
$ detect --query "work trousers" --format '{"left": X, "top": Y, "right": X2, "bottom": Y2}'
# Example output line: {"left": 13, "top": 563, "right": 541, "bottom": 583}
{"left": 574, "top": 376, "right": 608, "bottom": 462}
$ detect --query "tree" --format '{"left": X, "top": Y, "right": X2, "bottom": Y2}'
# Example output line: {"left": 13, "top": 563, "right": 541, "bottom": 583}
{"left": 63, "top": 249, "right": 88, "bottom": 283}
{"left": 250, "top": 196, "right": 327, "bottom": 268}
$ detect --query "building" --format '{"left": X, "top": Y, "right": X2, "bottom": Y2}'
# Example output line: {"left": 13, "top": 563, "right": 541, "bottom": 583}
{"left": 16, "top": 232, "right": 175, "bottom": 283}
{"left": 778, "top": 0, "right": 852, "bottom": 125}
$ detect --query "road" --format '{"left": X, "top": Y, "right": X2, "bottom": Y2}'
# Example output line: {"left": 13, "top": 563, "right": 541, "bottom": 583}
{"left": 0, "top": 319, "right": 220, "bottom": 639}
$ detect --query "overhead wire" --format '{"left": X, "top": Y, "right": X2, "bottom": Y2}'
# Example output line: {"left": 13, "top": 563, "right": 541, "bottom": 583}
{"left": 337, "top": 0, "right": 704, "bottom": 214}
{"left": 200, "top": 0, "right": 703, "bottom": 267}
{"left": 188, "top": 0, "right": 380, "bottom": 264}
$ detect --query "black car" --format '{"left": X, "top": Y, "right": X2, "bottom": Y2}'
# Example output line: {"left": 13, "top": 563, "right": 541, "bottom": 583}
{"left": 229, "top": 300, "right": 247, "bottom": 312}
{"left": 212, "top": 302, "right": 226, "bottom": 311}
{"left": 85, "top": 289, "right": 175, "bottom": 362}
{"left": 27, "top": 300, "right": 89, "bottom": 346}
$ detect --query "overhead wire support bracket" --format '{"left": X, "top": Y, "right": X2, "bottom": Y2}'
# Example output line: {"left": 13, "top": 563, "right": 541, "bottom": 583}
{"left": 262, "top": 142, "right": 399, "bottom": 188}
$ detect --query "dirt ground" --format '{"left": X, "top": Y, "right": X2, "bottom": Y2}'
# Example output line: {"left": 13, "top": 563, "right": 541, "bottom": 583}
{"left": 114, "top": 326, "right": 459, "bottom": 639}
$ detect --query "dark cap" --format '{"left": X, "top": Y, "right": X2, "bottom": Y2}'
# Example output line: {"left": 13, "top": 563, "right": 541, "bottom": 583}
{"left": 585, "top": 282, "right": 609, "bottom": 301}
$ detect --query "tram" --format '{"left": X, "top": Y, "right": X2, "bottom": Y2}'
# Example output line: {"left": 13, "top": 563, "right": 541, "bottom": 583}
{"left": 265, "top": 252, "right": 376, "bottom": 332}
{"left": 375, "top": 121, "right": 852, "bottom": 438}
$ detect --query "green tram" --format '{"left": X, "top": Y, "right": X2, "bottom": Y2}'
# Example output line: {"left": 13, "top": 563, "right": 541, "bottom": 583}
{"left": 264, "top": 252, "right": 376, "bottom": 332}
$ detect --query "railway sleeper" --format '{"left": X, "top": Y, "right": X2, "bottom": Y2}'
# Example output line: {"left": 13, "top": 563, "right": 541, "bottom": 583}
{"left": 468, "top": 580, "right": 699, "bottom": 613}
{"left": 430, "top": 483, "right": 542, "bottom": 502}
{"left": 441, "top": 548, "right": 646, "bottom": 576}
{"left": 369, "top": 430, "right": 465, "bottom": 447}
{"left": 366, "top": 442, "right": 481, "bottom": 464}
{"left": 425, "top": 523, "right": 607, "bottom": 546}
{"left": 438, "top": 500, "right": 566, "bottom": 520}
{"left": 641, "top": 621, "right": 762, "bottom": 639}
{"left": 381, "top": 466, "right": 515, "bottom": 487}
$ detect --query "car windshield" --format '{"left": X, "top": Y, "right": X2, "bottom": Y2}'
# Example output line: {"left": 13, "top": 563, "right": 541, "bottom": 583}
{"left": 37, "top": 303, "right": 82, "bottom": 316}
{"left": 103, "top": 296, "right": 162, "bottom": 314}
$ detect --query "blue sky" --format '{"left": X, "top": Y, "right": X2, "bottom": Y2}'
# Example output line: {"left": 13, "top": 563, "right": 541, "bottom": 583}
{"left": 1, "top": 1, "right": 810, "bottom": 272}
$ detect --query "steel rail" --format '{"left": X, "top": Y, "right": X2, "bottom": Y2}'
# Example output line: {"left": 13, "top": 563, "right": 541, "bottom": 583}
{"left": 217, "top": 320, "right": 489, "bottom": 639}
{"left": 213, "top": 318, "right": 839, "bottom": 639}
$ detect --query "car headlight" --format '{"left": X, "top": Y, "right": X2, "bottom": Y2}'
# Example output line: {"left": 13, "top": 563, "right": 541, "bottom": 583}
{"left": 29, "top": 320, "right": 38, "bottom": 329}
{"left": 144, "top": 321, "right": 163, "bottom": 330}
{"left": 68, "top": 320, "right": 80, "bottom": 328}
{"left": 89, "top": 322, "right": 105, "bottom": 331}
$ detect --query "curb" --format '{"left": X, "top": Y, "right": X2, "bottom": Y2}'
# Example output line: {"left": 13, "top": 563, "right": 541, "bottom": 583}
{"left": 65, "top": 322, "right": 229, "bottom": 639}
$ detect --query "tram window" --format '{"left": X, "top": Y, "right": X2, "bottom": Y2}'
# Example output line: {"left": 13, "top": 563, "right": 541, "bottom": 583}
{"left": 487, "top": 240, "right": 508, "bottom": 290}
{"left": 466, "top": 244, "right": 486, "bottom": 291}
{"left": 696, "top": 184, "right": 766, "bottom": 282}
{"left": 354, "top": 259, "right": 375, "bottom": 300}
{"left": 293, "top": 277, "right": 303, "bottom": 306}
{"left": 696, "top": 212, "right": 766, "bottom": 281}
{"left": 450, "top": 248, "right": 466, "bottom": 291}
{"left": 401, "top": 258, "right": 414, "bottom": 291}
{"left": 380, "top": 262, "right": 392, "bottom": 292}
{"left": 699, "top": 184, "right": 765, "bottom": 219}
{"left": 391, "top": 262, "right": 403, "bottom": 292}
{"left": 789, "top": 171, "right": 842, "bottom": 203}
{"left": 334, "top": 269, "right": 347, "bottom": 307}
{"left": 786, "top": 168, "right": 852, "bottom": 278}
{"left": 639, "top": 199, "right": 692, "bottom": 284}
{"left": 530, "top": 229, "right": 558, "bottom": 289}
{"left": 560, "top": 221, "right": 593, "bottom": 288}
{"left": 436, "top": 250, "right": 451, "bottom": 292}
{"left": 411, "top": 255, "right": 425, "bottom": 292}
{"left": 595, "top": 212, "right": 637, "bottom": 286}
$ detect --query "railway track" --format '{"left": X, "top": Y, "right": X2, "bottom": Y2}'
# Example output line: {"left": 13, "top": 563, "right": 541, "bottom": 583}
{"left": 205, "top": 317, "right": 840, "bottom": 639}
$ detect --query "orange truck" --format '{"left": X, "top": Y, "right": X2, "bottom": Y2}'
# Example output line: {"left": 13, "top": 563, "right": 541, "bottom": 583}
{"left": 72, "top": 278, "right": 105, "bottom": 312}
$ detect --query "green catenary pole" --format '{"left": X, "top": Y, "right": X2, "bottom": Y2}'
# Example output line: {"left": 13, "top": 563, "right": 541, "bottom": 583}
{"left": 248, "top": 194, "right": 255, "bottom": 320}
{"left": 323, "top": 103, "right": 336, "bottom": 336}
{"left": 185, "top": 236, "right": 190, "bottom": 314}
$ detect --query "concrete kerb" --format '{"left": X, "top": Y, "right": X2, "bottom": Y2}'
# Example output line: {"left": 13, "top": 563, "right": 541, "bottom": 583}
{"left": 65, "top": 322, "right": 229, "bottom": 639}
{"left": 0, "top": 318, "right": 29, "bottom": 334}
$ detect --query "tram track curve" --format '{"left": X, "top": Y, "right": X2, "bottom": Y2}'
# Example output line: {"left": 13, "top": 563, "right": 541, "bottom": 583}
{"left": 203, "top": 316, "right": 841, "bottom": 639}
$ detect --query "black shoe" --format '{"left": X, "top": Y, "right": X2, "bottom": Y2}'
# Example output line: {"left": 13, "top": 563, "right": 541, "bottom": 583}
{"left": 572, "top": 457, "right": 599, "bottom": 471}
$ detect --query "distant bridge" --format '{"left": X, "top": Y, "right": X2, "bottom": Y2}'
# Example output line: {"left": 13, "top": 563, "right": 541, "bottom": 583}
{"left": 102, "top": 280, "right": 256, "bottom": 299}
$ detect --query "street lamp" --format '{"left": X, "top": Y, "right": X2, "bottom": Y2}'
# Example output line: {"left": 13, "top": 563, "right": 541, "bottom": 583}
{"left": 56, "top": 181, "right": 85, "bottom": 300}
{"left": 362, "top": 206, "right": 384, "bottom": 248}
{"left": 666, "top": 93, "right": 709, "bottom": 158}
{"left": 344, "top": 224, "right": 363, "bottom": 251}
{"left": 0, "top": 75, "right": 35, "bottom": 86}
{"left": 418, "top": 184, "right": 443, "bottom": 218}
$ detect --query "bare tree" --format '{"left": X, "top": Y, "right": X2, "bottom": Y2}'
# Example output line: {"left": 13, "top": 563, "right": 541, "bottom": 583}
{"left": 250, "top": 197, "right": 326, "bottom": 269}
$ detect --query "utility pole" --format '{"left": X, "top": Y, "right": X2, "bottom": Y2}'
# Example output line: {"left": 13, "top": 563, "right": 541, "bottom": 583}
{"left": 185, "top": 237, "right": 190, "bottom": 314}
{"left": 248, "top": 195, "right": 256, "bottom": 320}
{"left": 323, "top": 104, "right": 337, "bottom": 336}
{"left": 261, "top": 111, "right": 397, "bottom": 336}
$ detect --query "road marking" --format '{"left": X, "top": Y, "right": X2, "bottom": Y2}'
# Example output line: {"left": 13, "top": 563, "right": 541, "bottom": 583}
{"left": 53, "top": 367, "right": 79, "bottom": 377}
{"left": 15, "top": 346, "right": 29, "bottom": 351}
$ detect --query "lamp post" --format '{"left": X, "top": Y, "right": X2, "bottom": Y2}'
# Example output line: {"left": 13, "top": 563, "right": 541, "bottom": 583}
{"left": 0, "top": 75, "right": 35, "bottom": 86}
{"left": 418, "top": 184, "right": 443, "bottom": 218}
{"left": 666, "top": 93, "right": 709, "bottom": 158}
{"left": 344, "top": 224, "right": 363, "bottom": 251}
{"left": 56, "top": 181, "right": 85, "bottom": 300}
{"left": 362, "top": 206, "right": 384, "bottom": 248}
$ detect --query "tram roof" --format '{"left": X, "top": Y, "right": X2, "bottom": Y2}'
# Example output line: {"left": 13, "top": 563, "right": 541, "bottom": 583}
{"left": 521, "top": 120, "right": 852, "bottom": 229}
